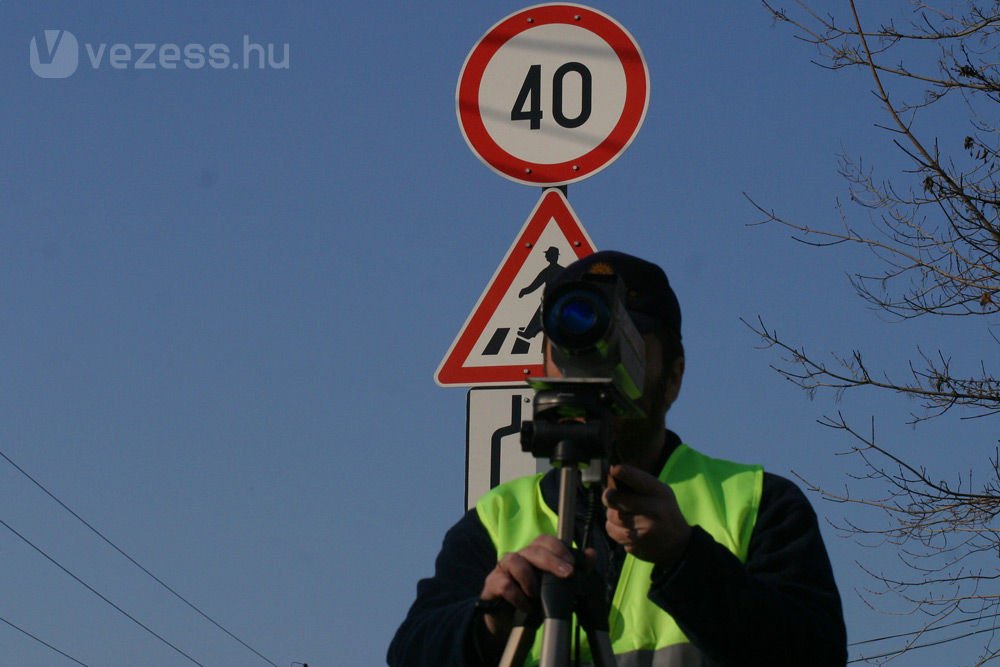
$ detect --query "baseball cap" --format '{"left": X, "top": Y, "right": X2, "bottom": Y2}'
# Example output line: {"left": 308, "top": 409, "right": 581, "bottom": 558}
{"left": 542, "top": 250, "right": 682, "bottom": 338}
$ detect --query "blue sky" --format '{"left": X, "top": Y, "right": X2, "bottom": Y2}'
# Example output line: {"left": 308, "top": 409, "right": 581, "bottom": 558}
{"left": 1, "top": 2, "right": 993, "bottom": 665}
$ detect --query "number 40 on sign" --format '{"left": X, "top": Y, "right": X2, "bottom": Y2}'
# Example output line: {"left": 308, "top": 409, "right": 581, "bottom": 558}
{"left": 457, "top": 3, "right": 649, "bottom": 187}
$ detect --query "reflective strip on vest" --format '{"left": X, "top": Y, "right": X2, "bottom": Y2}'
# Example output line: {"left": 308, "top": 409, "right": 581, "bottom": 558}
{"left": 607, "top": 643, "right": 719, "bottom": 667}
{"left": 475, "top": 444, "right": 762, "bottom": 666}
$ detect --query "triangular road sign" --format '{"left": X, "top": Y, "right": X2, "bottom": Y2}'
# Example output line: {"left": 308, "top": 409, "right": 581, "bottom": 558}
{"left": 436, "top": 189, "right": 597, "bottom": 386}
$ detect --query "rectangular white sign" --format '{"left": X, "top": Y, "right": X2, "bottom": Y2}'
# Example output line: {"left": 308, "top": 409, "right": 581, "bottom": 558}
{"left": 465, "top": 386, "right": 549, "bottom": 509}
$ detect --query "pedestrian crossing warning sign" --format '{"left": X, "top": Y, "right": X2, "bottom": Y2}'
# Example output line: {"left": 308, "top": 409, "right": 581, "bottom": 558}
{"left": 435, "top": 188, "right": 596, "bottom": 386}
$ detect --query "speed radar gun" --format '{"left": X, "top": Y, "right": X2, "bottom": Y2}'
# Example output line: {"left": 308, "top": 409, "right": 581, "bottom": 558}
{"left": 500, "top": 270, "right": 647, "bottom": 667}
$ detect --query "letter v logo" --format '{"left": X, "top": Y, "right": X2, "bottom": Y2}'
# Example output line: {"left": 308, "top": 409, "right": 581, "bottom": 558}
{"left": 30, "top": 29, "right": 79, "bottom": 79}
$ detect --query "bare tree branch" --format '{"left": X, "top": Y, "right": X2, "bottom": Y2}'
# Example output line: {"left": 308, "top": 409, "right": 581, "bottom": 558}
{"left": 754, "top": 1, "right": 1000, "bottom": 662}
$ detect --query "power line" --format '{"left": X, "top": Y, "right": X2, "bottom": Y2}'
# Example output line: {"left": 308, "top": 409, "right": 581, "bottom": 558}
{"left": 0, "top": 515, "right": 205, "bottom": 666}
{"left": 849, "top": 611, "right": 1000, "bottom": 648}
{"left": 848, "top": 610, "right": 1000, "bottom": 662}
{"left": 850, "top": 625, "right": 1000, "bottom": 663}
{"left": 0, "top": 614, "right": 90, "bottom": 666}
{"left": 0, "top": 448, "right": 278, "bottom": 666}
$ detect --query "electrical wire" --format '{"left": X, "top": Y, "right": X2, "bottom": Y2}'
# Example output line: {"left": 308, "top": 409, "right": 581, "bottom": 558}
{"left": 850, "top": 611, "right": 1000, "bottom": 648}
{"left": 848, "top": 612, "right": 1000, "bottom": 663}
{"left": 0, "top": 515, "right": 205, "bottom": 666}
{"left": 849, "top": 625, "right": 1000, "bottom": 663}
{"left": 0, "top": 448, "right": 278, "bottom": 667}
{"left": 0, "top": 614, "right": 91, "bottom": 666}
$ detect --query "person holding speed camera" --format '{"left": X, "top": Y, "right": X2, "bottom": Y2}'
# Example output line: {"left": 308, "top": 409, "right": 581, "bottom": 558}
{"left": 388, "top": 251, "right": 847, "bottom": 666}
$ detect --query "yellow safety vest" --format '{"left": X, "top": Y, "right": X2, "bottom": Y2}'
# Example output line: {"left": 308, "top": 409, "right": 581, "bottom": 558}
{"left": 475, "top": 444, "right": 763, "bottom": 667}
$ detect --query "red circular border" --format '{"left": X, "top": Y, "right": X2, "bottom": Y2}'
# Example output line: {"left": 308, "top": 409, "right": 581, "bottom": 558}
{"left": 457, "top": 4, "right": 649, "bottom": 186}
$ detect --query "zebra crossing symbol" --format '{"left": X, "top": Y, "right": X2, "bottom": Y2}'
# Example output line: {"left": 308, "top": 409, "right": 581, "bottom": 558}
{"left": 435, "top": 188, "right": 596, "bottom": 386}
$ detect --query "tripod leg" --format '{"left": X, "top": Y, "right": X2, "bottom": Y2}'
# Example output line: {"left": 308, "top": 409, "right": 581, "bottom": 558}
{"left": 537, "top": 564, "right": 580, "bottom": 667}
{"left": 498, "top": 609, "right": 541, "bottom": 667}
{"left": 584, "top": 629, "right": 616, "bottom": 667}
{"left": 498, "top": 456, "right": 621, "bottom": 665}
{"left": 538, "top": 618, "right": 572, "bottom": 666}
{"left": 576, "top": 561, "right": 618, "bottom": 667}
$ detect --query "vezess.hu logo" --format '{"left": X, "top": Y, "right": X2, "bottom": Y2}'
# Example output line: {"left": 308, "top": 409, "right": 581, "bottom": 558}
{"left": 29, "top": 29, "right": 79, "bottom": 78}
{"left": 29, "top": 29, "right": 290, "bottom": 79}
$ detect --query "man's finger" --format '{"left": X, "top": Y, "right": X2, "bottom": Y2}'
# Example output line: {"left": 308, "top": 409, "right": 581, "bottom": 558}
{"left": 605, "top": 519, "right": 634, "bottom": 546}
{"left": 494, "top": 576, "right": 531, "bottom": 611}
{"left": 498, "top": 552, "right": 539, "bottom": 598}
{"left": 520, "top": 544, "right": 574, "bottom": 578}
{"left": 581, "top": 547, "right": 597, "bottom": 570}
{"left": 609, "top": 464, "right": 668, "bottom": 495}
{"left": 605, "top": 506, "right": 635, "bottom": 530}
{"left": 530, "top": 533, "right": 575, "bottom": 560}
{"left": 604, "top": 488, "right": 666, "bottom": 516}
{"left": 517, "top": 534, "right": 575, "bottom": 574}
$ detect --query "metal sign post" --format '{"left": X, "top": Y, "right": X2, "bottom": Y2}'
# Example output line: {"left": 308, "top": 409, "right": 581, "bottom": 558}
{"left": 443, "top": 8, "right": 651, "bottom": 660}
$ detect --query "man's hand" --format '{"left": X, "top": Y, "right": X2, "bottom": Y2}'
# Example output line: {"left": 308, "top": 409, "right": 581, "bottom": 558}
{"left": 603, "top": 464, "right": 692, "bottom": 568}
{"left": 478, "top": 534, "right": 581, "bottom": 640}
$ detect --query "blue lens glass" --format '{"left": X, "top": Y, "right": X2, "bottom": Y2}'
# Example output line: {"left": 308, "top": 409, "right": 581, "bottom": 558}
{"left": 558, "top": 298, "right": 598, "bottom": 336}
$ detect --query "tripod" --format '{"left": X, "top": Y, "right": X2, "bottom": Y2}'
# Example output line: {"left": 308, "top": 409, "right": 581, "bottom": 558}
{"left": 498, "top": 382, "right": 619, "bottom": 667}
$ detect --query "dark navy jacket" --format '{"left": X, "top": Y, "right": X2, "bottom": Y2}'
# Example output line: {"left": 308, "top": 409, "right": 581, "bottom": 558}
{"left": 388, "top": 432, "right": 847, "bottom": 666}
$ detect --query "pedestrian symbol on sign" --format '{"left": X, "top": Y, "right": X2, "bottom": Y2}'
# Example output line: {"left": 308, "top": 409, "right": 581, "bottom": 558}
{"left": 481, "top": 246, "right": 566, "bottom": 358}
{"left": 435, "top": 189, "right": 596, "bottom": 387}
{"left": 517, "top": 246, "right": 564, "bottom": 342}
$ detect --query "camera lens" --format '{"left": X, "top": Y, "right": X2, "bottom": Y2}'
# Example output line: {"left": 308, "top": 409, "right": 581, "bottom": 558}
{"left": 545, "top": 287, "right": 611, "bottom": 349}
{"left": 559, "top": 298, "right": 598, "bottom": 335}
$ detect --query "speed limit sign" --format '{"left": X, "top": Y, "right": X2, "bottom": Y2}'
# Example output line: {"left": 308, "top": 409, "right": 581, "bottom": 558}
{"left": 457, "top": 4, "right": 649, "bottom": 186}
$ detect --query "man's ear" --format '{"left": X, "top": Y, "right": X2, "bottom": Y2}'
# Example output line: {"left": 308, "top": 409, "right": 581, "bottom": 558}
{"left": 664, "top": 356, "right": 684, "bottom": 405}
{"left": 542, "top": 338, "right": 558, "bottom": 377}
